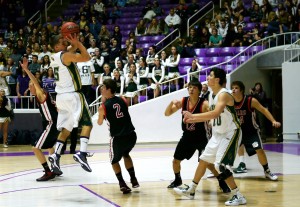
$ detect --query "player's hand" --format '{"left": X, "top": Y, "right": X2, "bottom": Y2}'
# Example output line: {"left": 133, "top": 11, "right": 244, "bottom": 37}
{"left": 272, "top": 121, "right": 281, "bottom": 128}
{"left": 65, "top": 33, "right": 79, "bottom": 47}
{"left": 19, "top": 57, "right": 29, "bottom": 70}
{"left": 182, "top": 111, "right": 193, "bottom": 123}
{"left": 172, "top": 100, "right": 181, "bottom": 109}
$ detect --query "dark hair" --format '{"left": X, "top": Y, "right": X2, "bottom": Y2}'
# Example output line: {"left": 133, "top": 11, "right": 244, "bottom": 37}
{"left": 50, "top": 35, "right": 62, "bottom": 49}
{"left": 103, "top": 79, "right": 117, "bottom": 94}
{"left": 254, "top": 82, "right": 263, "bottom": 92}
{"left": 211, "top": 68, "right": 226, "bottom": 86}
{"left": 188, "top": 80, "right": 202, "bottom": 92}
{"left": 231, "top": 81, "right": 245, "bottom": 94}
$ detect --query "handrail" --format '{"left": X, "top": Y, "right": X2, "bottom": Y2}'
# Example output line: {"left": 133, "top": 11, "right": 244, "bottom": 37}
{"left": 28, "top": 10, "right": 42, "bottom": 24}
{"left": 284, "top": 38, "right": 300, "bottom": 62}
{"left": 187, "top": 1, "right": 214, "bottom": 36}
{"left": 155, "top": 29, "right": 180, "bottom": 55}
{"left": 45, "top": 0, "right": 62, "bottom": 22}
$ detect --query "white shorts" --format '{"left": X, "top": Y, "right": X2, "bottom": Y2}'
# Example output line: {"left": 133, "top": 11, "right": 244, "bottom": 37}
{"left": 56, "top": 92, "right": 84, "bottom": 132}
{"left": 125, "top": 91, "right": 138, "bottom": 98}
{"left": 200, "top": 129, "right": 242, "bottom": 167}
{"left": 147, "top": 73, "right": 152, "bottom": 78}
{"left": 168, "top": 72, "right": 180, "bottom": 79}
{"left": 0, "top": 117, "right": 10, "bottom": 123}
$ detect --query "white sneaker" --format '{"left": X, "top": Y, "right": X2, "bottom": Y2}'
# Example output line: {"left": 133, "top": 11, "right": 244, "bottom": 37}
{"left": 3, "top": 144, "right": 8, "bottom": 148}
{"left": 225, "top": 194, "right": 247, "bottom": 206}
{"left": 173, "top": 184, "right": 195, "bottom": 199}
{"left": 206, "top": 172, "right": 215, "bottom": 178}
{"left": 265, "top": 170, "right": 278, "bottom": 181}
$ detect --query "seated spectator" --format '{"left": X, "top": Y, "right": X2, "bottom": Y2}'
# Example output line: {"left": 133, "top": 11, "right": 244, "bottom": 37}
{"left": 38, "top": 44, "right": 51, "bottom": 63}
{"left": 42, "top": 67, "right": 56, "bottom": 94}
{"left": 87, "top": 39, "right": 98, "bottom": 55}
{"left": 187, "top": 0, "right": 200, "bottom": 17}
{"left": 142, "top": 1, "right": 152, "bottom": 16}
{"left": 98, "top": 25, "right": 111, "bottom": 43}
{"left": 28, "top": 55, "right": 40, "bottom": 75}
{"left": 124, "top": 63, "right": 140, "bottom": 105}
{"left": 146, "top": 18, "right": 160, "bottom": 36}
{"left": 158, "top": 18, "right": 169, "bottom": 36}
{"left": 109, "top": 39, "right": 120, "bottom": 68}
{"left": 123, "top": 54, "right": 138, "bottom": 77}
{"left": 112, "top": 69, "right": 125, "bottom": 96}
{"left": 143, "top": 7, "right": 157, "bottom": 24}
{"left": 261, "top": 0, "right": 273, "bottom": 20}
{"left": 232, "top": 0, "right": 248, "bottom": 18}
{"left": 238, "top": 14, "right": 246, "bottom": 28}
{"left": 199, "top": 26, "right": 210, "bottom": 48}
{"left": 113, "top": 60, "right": 125, "bottom": 77}
{"left": 209, "top": 28, "right": 223, "bottom": 47}
{"left": 137, "top": 58, "right": 149, "bottom": 96}
{"left": 208, "top": 21, "right": 217, "bottom": 34}
{"left": 110, "top": 5, "right": 122, "bottom": 24}
{"left": 4, "top": 23, "right": 16, "bottom": 42}
{"left": 187, "top": 59, "right": 202, "bottom": 83}
{"left": 286, "top": 15, "right": 297, "bottom": 32}
{"left": 152, "top": 1, "right": 165, "bottom": 16}
{"left": 78, "top": 15, "right": 89, "bottom": 34}
{"left": 250, "top": 3, "right": 263, "bottom": 22}
{"left": 40, "top": 55, "right": 51, "bottom": 77}
{"left": 93, "top": 0, "right": 105, "bottom": 18}
{"left": 100, "top": 41, "right": 111, "bottom": 65}
{"left": 110, "top": 25, "right": 122, "bottom": 49}
{"left": 127, "top": 31, "right": 138, "bottom": 50}
{"left": 135, "top": 48, "right": 145, "bottom": 62}
{"left": 278, "top": 8, "right": 289, "bottom": 27}
{"left": 175, "top": 3, "right": 188, "bottom": 29}
{"left": 0, "top": 37, "right": 7, "bottom": 53}
{"left": 89, "top": 16, "right": 101, "bottom": 41}
{"left": 160, "top": 50, "right": 168, "bottom": 67}
{"left": 0, "top": 52, "right": 7, "bottom": 71}
{"left": 135, "top": 19, "right": 147, "bottom": 36}
{"left": 164, "top": 8, "right": 182, "bottom": 30}
{"left": 231, "top": 25, "right": 246, "bottom": 46}
{"left": 99, "top": 64, "right": 112, "bottom": 85}
{"left": 218, "top": 19, "right": 229, "bottom": 40}
{"left": 284, "top": 0, "right": 297, "bottom": 16}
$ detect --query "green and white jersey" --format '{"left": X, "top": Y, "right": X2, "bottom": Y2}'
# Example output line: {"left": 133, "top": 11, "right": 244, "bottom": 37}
{"left": 209, "top": 88, "right": 240, "bottom": 134}
{"left": 50, "top": 51, "right": 82, "bottom": 94}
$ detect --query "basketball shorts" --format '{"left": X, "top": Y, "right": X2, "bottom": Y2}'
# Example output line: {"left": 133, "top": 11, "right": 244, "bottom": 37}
{"left": 34, "top": 122, "right": 59, "bottom": 149}
{"left": 242, "top": 131, "right": 263, "bottom": 156}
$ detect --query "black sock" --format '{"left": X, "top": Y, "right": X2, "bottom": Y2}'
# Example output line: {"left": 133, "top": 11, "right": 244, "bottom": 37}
{"left": 116, "top": 172, "right": 125, "bottom": 183}
{"left": 127, "top": 167, "right": 136, "bottom": 179}
{"left": 193, "top": 181, "right": 198, "bottom": 185}
{"left": 175, "top": 172, "right": 181, "bottom": 182}
{"left": 42, "top": 162, "right": 51, "bottom": 173}
{"left": 263, "top": 163, "right": 269, "bottom": 171}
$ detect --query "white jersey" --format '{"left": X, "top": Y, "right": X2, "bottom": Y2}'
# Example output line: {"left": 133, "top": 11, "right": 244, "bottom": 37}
{"left": 50, "top": 51, "right": 82, "bottom": 94}
{"left": 209, "top": 88, "right": 240, "bottom": 134}
{"left": 77, "top": 60, "right": 95, "bottom": 86}
{"left": 0, "top": 76, "right": 10, "bottom": 95}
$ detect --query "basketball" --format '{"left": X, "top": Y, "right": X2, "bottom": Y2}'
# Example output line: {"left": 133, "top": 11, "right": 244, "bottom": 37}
{"left": 61, "top": 22, "right": 80, "bottom": 38}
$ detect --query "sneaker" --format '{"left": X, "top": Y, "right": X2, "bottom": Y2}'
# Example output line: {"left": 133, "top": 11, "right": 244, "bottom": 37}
{"left": 265, "top": 170, "right": 278, "bottom": 181}
{"left": 119, "top": 182, "right": 132, "bottom": 194}
{"left": 36, "top": 171, "right": 56, "bottom": 182}
{"left": 173, "top": 184, "right": 195, "bottom": 199}
{"left": 131, "top": 177, "right": 140, "bottom": 188}
{"left": 73, "top": 152, "right": 92, "bottom": 172}
{"left": 225, "top": 194, "right": 247, "bottom": 206}
{"left": 206, "top": 172, "right": 215, "bottom": 178}
{"left": 48, "top": 154, "right": 63, "bottom": 175}
{"left": 167, "top": 179, "right": 182, "bottom": 188}
{"left": 218, "top": 178, "right": 231, "bottom": 193}
{"left": 233, "top": 162, "right": 247, "bottom": 173}
{"left": 3, "top": 144, "right": 8, "bottom": 148}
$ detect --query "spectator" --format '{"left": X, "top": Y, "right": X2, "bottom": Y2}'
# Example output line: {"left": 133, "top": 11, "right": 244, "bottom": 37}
{"left": 91, "top": 48, "right": 104, "bottom": 85}
{"left": 158, "top": 18, "right": 169, "bottom": 36}
{"left": 125, "top": 63, "right": 140, "bottom": 105}
{"left": 127, "top": 32, "right": 138, "bottom": 50}
{"left": 5, "top": 58, "right": 18, "bottom": 96}
{"left": 135, "top": 48, "right": 145, "bottom": 62}
{"left": 165, "top": 46, "right": 181, "bottom": 91}
{"left": 209, "top": 28, "right": 223, "bottom": 47}
{"left": 78, "top": 15, "right": 89, "bottom": 34}
{"left": 4, "top": 23, "right": 16, "bottom": 42}
{"left": 199, "top": 26, "right": 210, "bottom": 48}
{"left": 16, "top": 67, "right": 30, "bottom": 108}
{"left": 111, "top": 25, "right": 122, "bottom": 49}
{"left": 28, "top": 55, "right": 40, "bottom": 75}
{"left": 165, "top": 8, "right": 181, "bottom": 30}
{"left": 114, "top": 60, "right": 125, "bottom": 78}
{"left": 89, "top": 16, "right": 101, "bottom": 41}
{"left": 110, "top": 5, "right": 122, "bottom": 24}
{"left": 175, "top": 3, "right": 188, "bottom": 33}
{"left": 0, "top": 88, "right": 12, "bottom": 148}
{"left": 100, "top": 41, "right": 111, "bottom": 65}
{"left": 187, "top": 0, "right": 200, "bottom": 17}
{"left": 0, "top": 52, "right": 7, "bottom": 71}
{"left": 109, "top": 39, "right": 121, "bottom": 68}
{"left": 0, "top": 37, "right": 7, "bottom": 52}
{"left": 146, "top": 45, "right": 158, "bottom": 84}
{"left": 135, "top": 19, "right": 147, "bottom": 36}
{"left": 112, "top": 68, "right": 125, "bottom": 96}
{"left": 152, "top": 1, "right": 165, "bottom": 16}
{"left": 218, "top": 19, "right": 229, "bottom": 40}
{"left": 114, "top": 49, "right": 128, "bottom": 71}
{"left": 38, "top": 44, "right": 51, "bottom": 63}
{"left": 137, "top": 58, "right": 149, "bottom": 96}
{"left": 187, "top": 59, "right": 202, "bottom": 83}
{"left": 142, "top": 1, "right": 152, "bottom": 16}
{"left": 99, "top": 63, "right": 113, "bottom": 85}
{"left": 98, "top": 25, "right": 111, "bottom": 43}
{"left": 147, "top": 18, "right": 160, "bottom": 36}
{"left": 42, "top": 67, "right": 56, "bottom": 95}
{"left": 250, "top": 3, "right": 263, "bottom": 23}
{"left": 186, "top": 28, "right": 200, "bottom": 50}
{"left": 151, "top": 57, "right": 165, "bottom": 98}
{"left": 231, "top": 25, "right": 245, "bottom": 46}
{"left": 2, "top": 41, "right": 13, "bottom": 62}
{"left": 40, "top": 55, "right": 51, "bottom": 78}
{"left": 143, "top": 7, "right": 156, "bottom": 24}
{"left": 123, "top": 54, "right": 138, "bottom": 77}
{"left": 93, "top": 0, "right": 105, "bottom": 18}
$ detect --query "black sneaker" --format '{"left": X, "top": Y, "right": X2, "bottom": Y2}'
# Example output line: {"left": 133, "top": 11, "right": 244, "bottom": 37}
{"left": 167, "top": 179, "right": 182, "bottom": 188}
{"left": 120, "top": 182, "right": 132, "bottom": 194}
{"left": 48, "top": 154, "right": 63, "bottom": 175}
{"left": 73, "top": 152, "right": 92, "bottom": 172}
{"left": 218, "top": 178, "right": 231, "bottom": 193}
{"left": 36, "top": 171, "right": 56, "bottom": 181}
{"left": 131, "top": 177, "right": 140, "bottom": 188}
{"left": 233, "top": 162, "right": 247, "bottom": 173}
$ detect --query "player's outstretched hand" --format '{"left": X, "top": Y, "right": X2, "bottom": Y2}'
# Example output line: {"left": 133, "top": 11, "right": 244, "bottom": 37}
{"left": 182, "top": 111, "right": 193, "bottom": 123}
{"left": 272, "top": 121, "right": 281, "bottom": 128}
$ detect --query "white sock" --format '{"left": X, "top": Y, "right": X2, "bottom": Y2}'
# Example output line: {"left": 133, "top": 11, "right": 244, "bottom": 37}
{"left": 55, "top": 141, "right": 64, "bottom": 155}
{"left": 239, "top": 156, "right": 245, "bottom": 163}
{"left": 80, "top": 137, "right": 89, "bottom": 152}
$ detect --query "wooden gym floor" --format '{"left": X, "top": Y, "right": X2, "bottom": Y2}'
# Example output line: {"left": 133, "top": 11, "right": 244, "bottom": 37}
{"left": 1, "top": 141, "right": 300, "bottom": 207}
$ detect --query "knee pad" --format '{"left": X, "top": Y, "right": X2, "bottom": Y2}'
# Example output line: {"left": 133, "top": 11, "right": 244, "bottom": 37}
{"left": 218, "top": 169, "right": 233, "bottom": 180}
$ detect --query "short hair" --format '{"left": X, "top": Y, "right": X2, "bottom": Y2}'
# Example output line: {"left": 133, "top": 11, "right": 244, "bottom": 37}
{"left": 188, "top": 80, "right": 202, "bottom": 92}
{"left": 103, "top": 79, "right": 117, "bottom": 94}
{"left": 50, "top": 35, "right": 62, "bottom": 49}
{"left": 211, "top": 68, "right": 226, "bottom": 86}
{"left": 231, "top": 81, "right": 245, "bottom": 95}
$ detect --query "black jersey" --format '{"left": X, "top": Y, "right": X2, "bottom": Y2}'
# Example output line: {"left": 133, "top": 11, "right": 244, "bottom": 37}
{"left": 103, "top": 96, "right": 135, "bottom": 137}
{"left": 234, "top": 95, "right": 259, "bottom": 135}
{"left": 36, "top": 93, "right": 58, "bottom": 125}
{"left": 113, "top": 77, "right": 122, "bottom": 94}
{"left": 181, "top": 97, "right": 207, "bottom": 138}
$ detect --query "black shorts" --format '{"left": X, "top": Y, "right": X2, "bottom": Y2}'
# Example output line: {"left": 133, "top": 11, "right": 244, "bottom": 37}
{"left": 34, "top": 122, "right": 59, "bottom": 149}
{"left": 174, "top": 133, "right": 208, "bottom": 161}
{"left": 110, "top": 131, "right": 137, "bottom": 164}
{"left": 241, "top": 131, "right": 263, "bottom": 156}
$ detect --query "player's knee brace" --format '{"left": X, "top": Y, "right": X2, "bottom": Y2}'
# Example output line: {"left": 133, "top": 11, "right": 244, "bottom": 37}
{"left": 218, "top": 168, "right": 233, "bottom": 180}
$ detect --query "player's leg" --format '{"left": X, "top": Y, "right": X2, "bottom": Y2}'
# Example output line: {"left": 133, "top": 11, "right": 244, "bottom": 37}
{"left": 256, "top": 148, "right": 278, "bottom": 181}
{"left": 233, "top": 144, "right": 247, "bottom": 173}
{"left": 33, "top": 147, "right": 56, "bottom": 181}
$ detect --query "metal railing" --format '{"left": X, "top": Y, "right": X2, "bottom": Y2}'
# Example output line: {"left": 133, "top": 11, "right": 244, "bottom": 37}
{"left": 28, "top": 10, "right": 42, "bottom": 25}
{"left": 284, "top": 39, "right": 300, "bottom": 62}
{"left": 186, "top": 1, "right": 214, "bottom": 37}
{"left": 155, "top": 28, "right": 180, "bottom": 55}
{"left": 88, "top": 32, "right": 300, "bottom": 116}
{"left": 45, "top": 0, "right": 62, "bottom": 22}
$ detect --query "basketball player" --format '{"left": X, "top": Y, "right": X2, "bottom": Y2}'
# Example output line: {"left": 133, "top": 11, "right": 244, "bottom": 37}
{"left": 164, "top": 80, "right": 230, "bottom": 193}
{"left": 174, "top": 68, "right": 246, "bottom": 206}
{"left": 20, "top": 57, "right": 59, "bottom": 181}
{"left": 97, "top": 79, "right": 139, "bottom": 194}
{"left": 231, "top": 81, "right": 280, "bottom": 180}
{"left": 48, "top": 34, "right": 93, "bottom": 174}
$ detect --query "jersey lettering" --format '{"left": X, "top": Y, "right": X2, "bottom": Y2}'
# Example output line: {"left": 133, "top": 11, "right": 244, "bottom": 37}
{"left": 113, "top": 103, "right": 124, "bottom": 118}
{"left": 210, "top": 104, "right": 222, "bottom": 126}
{"left": 53, "top": 66, "right": 59, "bottom": 81}
{"left": 186, "top": 123, "right": 196, "bottom": 131}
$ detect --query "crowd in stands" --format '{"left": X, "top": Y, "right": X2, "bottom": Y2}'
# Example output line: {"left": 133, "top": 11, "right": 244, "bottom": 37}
{"left": 0, "top": 0, "right": 300, "bottom": 107}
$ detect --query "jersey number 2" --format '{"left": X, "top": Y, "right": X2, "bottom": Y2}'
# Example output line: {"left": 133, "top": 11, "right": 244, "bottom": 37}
{"left": 113, "top": 103, "right": 124, "bottom": 118}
